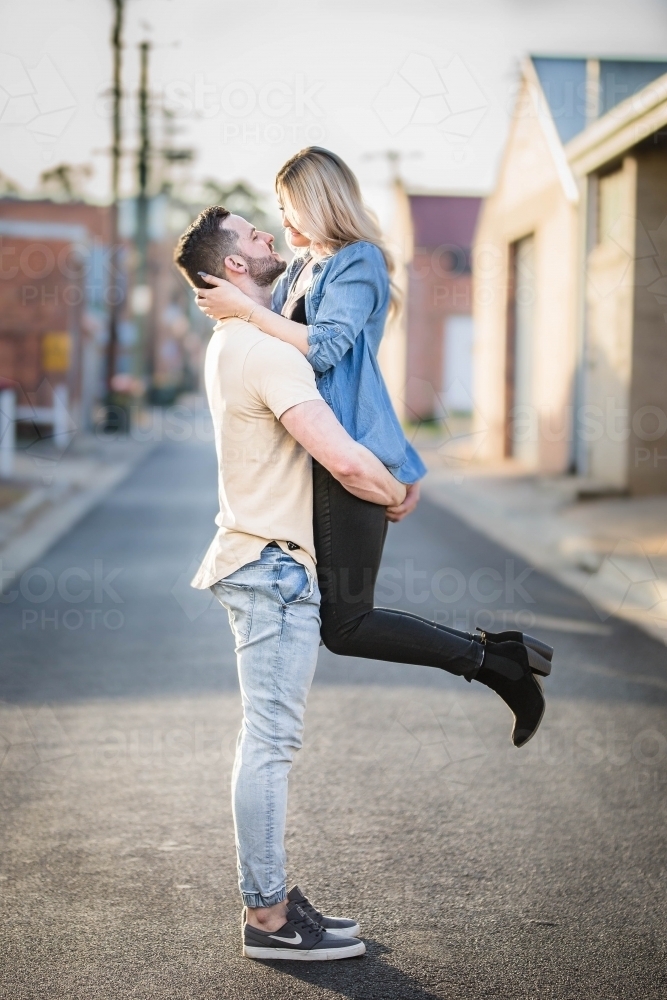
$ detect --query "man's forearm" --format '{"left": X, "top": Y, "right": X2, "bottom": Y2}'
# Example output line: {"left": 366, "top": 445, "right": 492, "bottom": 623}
{"left": 337, "top": 444, "right": 407, "bottom": 506}
{"left": 280, "top": 399, "right": 407, "bottom": 506}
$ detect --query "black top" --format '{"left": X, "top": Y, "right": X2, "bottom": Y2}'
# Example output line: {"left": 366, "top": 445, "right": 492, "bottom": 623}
{"left": 289, "top": 293, "right": 307, "bottom": 325}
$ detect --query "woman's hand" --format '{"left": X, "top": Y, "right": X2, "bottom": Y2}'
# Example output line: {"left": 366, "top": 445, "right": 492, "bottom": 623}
{"left": 194, "top": 273, "right": 254, "bottom": 321}
{"left": 386, "top": 481, "right": 421, "bottom": 523}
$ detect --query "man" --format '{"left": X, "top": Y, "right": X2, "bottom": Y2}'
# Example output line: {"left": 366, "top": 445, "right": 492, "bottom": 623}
{"left": 174, "top": 207, "right": 406, "bottom": 960}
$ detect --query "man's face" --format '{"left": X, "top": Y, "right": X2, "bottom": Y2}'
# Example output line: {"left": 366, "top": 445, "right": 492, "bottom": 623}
{"left": 222, "top": 214, "right": 287, "bottom": 287}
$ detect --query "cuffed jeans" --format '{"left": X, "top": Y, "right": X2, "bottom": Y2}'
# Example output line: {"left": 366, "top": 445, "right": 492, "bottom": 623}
{"left": 211, "top": 544, "right": 321, "bottom": 908}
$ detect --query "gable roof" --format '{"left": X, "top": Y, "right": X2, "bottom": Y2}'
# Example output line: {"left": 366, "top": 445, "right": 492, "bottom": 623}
{"left": 520, "top": 59, "right": 580, "bottom": 203}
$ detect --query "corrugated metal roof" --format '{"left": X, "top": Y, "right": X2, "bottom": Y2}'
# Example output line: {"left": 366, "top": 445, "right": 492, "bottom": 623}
{"left": 531, "top": 56, "right": 667, "bottom": 144}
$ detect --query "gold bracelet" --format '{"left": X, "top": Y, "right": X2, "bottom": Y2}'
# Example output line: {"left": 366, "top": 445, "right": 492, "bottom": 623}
{"left": 236, "top": 305, "right": 256, "bottom": 324}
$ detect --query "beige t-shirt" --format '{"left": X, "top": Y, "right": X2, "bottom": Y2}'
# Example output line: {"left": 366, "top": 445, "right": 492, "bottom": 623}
{"left": 191, "top": 317, "right": 323, "bottom": 590}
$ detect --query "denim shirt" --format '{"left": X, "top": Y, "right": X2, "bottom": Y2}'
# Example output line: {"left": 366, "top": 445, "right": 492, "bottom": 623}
{"left": 272, "top": 241, "right": 426, "bottom": 484}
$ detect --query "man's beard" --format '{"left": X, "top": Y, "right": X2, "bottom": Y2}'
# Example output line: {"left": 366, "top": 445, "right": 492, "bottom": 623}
{"left": 245, "top": 254, "right": 287, "bottom": 287}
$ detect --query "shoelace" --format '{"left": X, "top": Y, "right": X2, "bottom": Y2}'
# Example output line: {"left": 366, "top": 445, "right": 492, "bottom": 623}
{"left": 292, "top": 908, "right": 323, "bottom": 939}
{"left": 301, "top": 900, "right": 324, "bottom": 924}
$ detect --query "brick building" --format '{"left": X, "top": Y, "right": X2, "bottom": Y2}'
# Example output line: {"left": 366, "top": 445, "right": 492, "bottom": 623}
{"left": 380, "top": 182, "right": 481, "bottom": 422}
{"left": 0, "top": 199, "right": 113, "bottom": 426}
{"left": 0, "top": 196, "right": 202, "bottom": 432}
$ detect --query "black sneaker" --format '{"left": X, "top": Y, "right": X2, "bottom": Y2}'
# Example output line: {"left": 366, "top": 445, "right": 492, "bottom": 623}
{"left": 243, "top": 902, "right": 365, "bottom": 961}
{"left": 287, "top": 884, "right": 360, "bottom": 937}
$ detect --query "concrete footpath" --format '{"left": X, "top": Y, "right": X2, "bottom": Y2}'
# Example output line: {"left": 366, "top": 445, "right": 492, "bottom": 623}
{"left": 417, "top": 434, "right": 667, "bottom": 647}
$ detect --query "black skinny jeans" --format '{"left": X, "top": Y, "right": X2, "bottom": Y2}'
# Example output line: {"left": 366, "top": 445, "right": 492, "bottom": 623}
{"left": 312, "top": 462, "right": 483, "bottom": 678}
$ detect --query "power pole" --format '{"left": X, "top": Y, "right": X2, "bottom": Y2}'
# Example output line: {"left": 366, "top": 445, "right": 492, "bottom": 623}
{"left": 134, "top": 40, "right": 152, "bottom": 384}
{"left": 105, "top": 0, "right": 124, "bottom": 400}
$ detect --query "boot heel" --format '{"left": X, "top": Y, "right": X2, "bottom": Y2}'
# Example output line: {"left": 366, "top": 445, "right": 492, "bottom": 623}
{"left": 526, "top": 645, "right": 551, "bottom": 677}
{"left": 523, "top": 634, "right": 553, "bottom": 663}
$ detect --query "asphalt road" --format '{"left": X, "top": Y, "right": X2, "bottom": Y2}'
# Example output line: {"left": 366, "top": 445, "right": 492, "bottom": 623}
{"left": 1, "top": 438, "right": 666, "bottom": 1000}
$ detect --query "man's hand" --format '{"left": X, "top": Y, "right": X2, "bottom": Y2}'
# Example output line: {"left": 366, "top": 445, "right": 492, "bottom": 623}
{"left": 386, "top": 481, "right": 421, "bottom": 523}
{"left": 195, "top": 273, "right": 253, "bottom": 321}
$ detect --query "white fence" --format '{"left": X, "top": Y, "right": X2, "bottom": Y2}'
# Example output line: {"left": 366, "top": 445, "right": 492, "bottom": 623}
{"left": 0, "top": 386, "right": 70, "bottom": 478}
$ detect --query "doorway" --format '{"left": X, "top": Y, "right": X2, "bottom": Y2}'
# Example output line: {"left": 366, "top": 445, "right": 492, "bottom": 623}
{"left": 442, "top": 314, "right": 474, "bottom": 414}
{"left": 583, "top": 160, "right": 635, "bottom": 488}
{"left": 505, "top": 234, "right": 537, "bottom": 464}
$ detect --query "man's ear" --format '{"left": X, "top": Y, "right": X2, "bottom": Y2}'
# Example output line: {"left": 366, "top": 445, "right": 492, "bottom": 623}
{"left": 224, "top": 254, "right": 248, "bottom": 276}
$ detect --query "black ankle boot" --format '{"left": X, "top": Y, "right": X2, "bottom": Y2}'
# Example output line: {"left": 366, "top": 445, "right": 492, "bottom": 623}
{"left": 474, "top": 641, "right": 546, "bottom": 748}
{"left": 474, "top": 629, "right": 553, "bottom": 676}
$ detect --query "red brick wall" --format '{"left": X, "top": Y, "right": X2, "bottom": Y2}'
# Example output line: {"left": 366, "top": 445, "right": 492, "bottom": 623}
{"left": 0, "top": 236, "right": 84, "bottom": 405}
{"left": 0, "top": 200, "right": 111, "bottom": 240}
{"left": 405, "top": 250, "right": 473, "bottom": 420}
{"left": 0, "top": 200, "right": 109, "bottom": 407}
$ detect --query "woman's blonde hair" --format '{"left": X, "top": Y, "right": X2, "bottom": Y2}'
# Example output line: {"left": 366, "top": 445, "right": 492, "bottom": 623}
{"left": 276, "top": 147, "right": 400, "bottom": 315}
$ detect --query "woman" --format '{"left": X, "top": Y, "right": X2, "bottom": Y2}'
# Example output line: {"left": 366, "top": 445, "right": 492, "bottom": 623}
{"left": 195, "top": 147, "right": 551, "bottom": 747}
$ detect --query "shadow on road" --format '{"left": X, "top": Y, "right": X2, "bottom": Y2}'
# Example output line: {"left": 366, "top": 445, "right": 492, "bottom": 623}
{"left": 256, "top": 940, "right": 444, "bottom": 1000}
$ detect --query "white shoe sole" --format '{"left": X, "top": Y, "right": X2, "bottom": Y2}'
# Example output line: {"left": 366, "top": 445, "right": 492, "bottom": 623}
{"left": 243, "top": 939, "right": 366, "bottom": 961}
{"left": 323, "top": 922, "right": 360, "bottom": 938}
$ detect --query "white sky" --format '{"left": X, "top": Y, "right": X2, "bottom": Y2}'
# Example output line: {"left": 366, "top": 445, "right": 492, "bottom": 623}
{"left": 2, "top": 0, "right": 667, "bottom": 222}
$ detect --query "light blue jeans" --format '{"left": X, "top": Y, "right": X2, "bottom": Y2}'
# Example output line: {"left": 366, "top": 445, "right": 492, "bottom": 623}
{"left": 211, "top": 544, "right": 321, "bottom": 908}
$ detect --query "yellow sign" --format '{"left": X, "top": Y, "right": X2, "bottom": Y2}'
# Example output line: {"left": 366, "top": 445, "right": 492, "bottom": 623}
{"left": 42, "top": 332, "right": 71, "bottom": 373}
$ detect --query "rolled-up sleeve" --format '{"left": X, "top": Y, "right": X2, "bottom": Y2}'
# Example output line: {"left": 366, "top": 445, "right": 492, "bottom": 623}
{"left": 306, "top": 256, "right": 379, "bottom": 373}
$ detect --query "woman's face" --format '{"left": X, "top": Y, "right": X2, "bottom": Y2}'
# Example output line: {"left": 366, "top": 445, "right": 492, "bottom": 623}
{"left": 278, "top": 204, "right": 311, "bottom": 248}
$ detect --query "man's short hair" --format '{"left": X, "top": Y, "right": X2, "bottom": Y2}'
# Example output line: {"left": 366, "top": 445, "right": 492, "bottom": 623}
{"left": 173, "top": 206, "right": 238, "bottom": 287}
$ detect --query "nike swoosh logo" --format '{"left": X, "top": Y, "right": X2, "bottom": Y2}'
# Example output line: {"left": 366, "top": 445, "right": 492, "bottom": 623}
{"left": 269, "top": 930, "right": 302, "bottom": 946}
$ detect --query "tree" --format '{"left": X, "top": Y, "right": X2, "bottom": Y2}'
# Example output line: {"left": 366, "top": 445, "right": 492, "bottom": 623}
{"left": 200, "top": 179, "right": 272, "bottom": 232}
{"left": 39, "top": 163, "right": 93, "bottom": 201}
{"left": 0, "top": 171, "right": 21, "bottom": 196}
